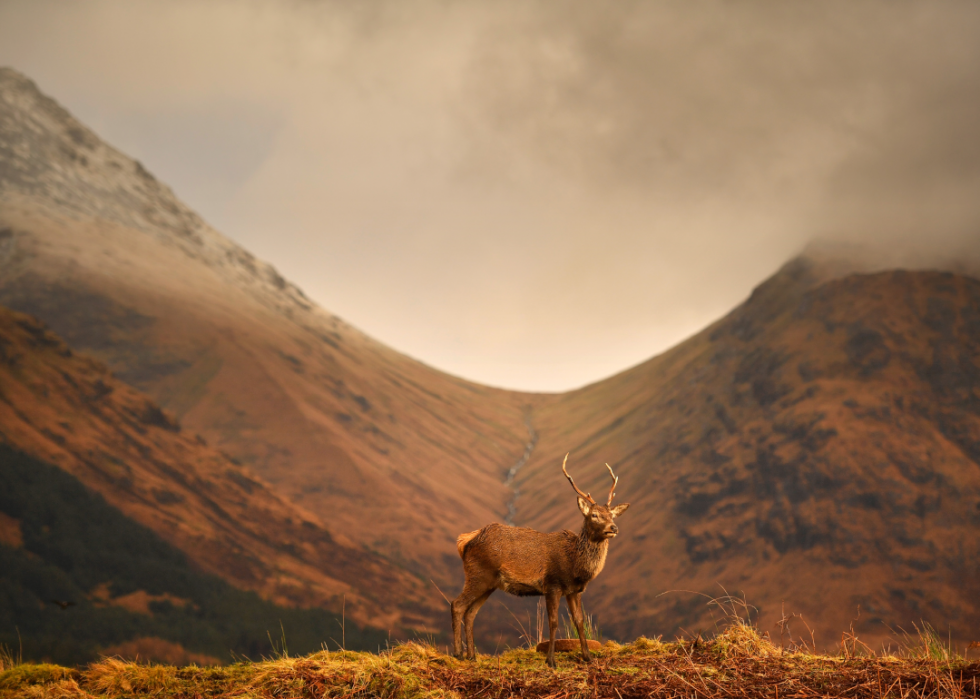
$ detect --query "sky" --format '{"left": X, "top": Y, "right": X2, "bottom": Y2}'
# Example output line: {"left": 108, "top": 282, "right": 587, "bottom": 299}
{"left": 1, "top": 0, "right": 979, "bottom": 391}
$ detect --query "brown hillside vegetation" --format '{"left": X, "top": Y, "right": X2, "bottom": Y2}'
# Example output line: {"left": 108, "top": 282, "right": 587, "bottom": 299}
{"left": 517, "top": 258, "right": 980, "bottom": 649}
{"left": 98, "top": 638, "right": 221, "bottom": 668}
{"left": 1, "top": 621, "right": 978, "bottom": 699}
{"left": 0, "top": 305, "right": 436, "bottom": 631}
{"left": 3, "top": 65, "right": 980, "bottom": 651}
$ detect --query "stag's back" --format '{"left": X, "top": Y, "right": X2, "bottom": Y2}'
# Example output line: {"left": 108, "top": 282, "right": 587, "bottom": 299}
{"left": 457, "top": 523, "right": 579, "bottom": 592}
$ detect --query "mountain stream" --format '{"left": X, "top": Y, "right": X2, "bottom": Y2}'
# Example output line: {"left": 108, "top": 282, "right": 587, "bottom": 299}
{"left": 503, "top": 412, "right": 538, "bottom": 525}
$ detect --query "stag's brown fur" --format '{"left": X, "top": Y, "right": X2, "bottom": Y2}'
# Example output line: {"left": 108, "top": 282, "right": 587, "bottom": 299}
{"left": 451, "top": 456, "right": 629, "bottom": 667}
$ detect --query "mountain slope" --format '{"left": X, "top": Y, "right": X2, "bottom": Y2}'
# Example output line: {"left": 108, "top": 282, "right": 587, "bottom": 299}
{"left": 3, "top": 66, "right": 980, "bottom": 652}
{"left": 515, "top": 259, "right": 980, "bottom": 648}
{"left": 0, "top": 443, "right": 388, "bottom": 665}
{"left": 0, "top": 305, "right": 435, "bottom": 632}
{"left": 0, "top": 67, "right": 533, "bottom": 597}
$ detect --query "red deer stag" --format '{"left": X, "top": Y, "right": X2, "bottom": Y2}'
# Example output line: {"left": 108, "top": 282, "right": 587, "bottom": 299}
{"left": 452, "top": 455, "right": 629, "bottom": 667}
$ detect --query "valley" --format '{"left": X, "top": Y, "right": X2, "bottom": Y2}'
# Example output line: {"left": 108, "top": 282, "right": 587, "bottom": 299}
{"left": 1, "top": 66, "right": 978, "bottom": 658}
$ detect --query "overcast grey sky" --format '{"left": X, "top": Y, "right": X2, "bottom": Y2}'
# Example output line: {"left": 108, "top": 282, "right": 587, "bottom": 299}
{"left": 1, "top": 1, "right": 979, "bottom": 391}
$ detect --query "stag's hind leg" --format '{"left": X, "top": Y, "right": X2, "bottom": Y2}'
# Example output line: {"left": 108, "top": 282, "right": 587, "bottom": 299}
{"left": 451, "top": 580, "right": 493, "bottom": 659}
{"left": 463, "top": 589, "right": 493, "bottom": 660}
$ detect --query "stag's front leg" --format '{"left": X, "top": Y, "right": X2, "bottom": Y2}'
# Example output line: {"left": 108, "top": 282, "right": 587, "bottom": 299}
{"left": 545, "top": 589, "right": 561, "bottom": 668}
{"left": 566, "top": 593, "right": 592, "bottom": 663}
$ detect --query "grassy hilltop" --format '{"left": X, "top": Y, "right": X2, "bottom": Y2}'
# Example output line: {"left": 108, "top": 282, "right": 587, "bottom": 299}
{"left": 2, "top": 618, "right": 978, "bottom": 699}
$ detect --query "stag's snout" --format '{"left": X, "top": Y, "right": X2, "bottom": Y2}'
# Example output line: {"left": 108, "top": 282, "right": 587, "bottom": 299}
{"left": 604, "top": 523, "right": 619, "bottom": 538}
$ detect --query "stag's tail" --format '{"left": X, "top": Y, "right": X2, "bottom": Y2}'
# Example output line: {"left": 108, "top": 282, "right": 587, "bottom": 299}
{"left": 456, "top": 529, "right": 481, "bottom": 558}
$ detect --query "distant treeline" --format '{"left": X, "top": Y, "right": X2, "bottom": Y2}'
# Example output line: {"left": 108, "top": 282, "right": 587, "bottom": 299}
{"left": 0, "top": 444, "right": 388, "bottom": 666}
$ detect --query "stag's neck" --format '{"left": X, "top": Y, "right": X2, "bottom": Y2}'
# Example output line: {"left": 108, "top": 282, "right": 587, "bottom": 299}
{"left": 574, "top": 529, "right": 609, "bottom": 582}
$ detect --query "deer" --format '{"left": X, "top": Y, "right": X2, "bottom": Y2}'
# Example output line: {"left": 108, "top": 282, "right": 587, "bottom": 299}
{"left": 451, "top": 454, "right": 629, "bottom": 667}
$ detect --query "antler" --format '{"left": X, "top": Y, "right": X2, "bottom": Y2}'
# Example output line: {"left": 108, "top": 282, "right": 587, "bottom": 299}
{"left": 605, "top": 463, "right": 619, "bottom": 506}
{"left": 562, "top": 454, "right": 595, "bottom": 504}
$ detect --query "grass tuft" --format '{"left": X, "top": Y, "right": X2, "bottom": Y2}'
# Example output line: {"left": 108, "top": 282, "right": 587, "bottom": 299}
{"left": 711, "top": 621, "right": 780, "bottom": 658}
{"left": 904, "top": 622, "right": 955, "bottom": 663}
{"left": 0, "top": 647, "right": 16, "bottom": 675}
{"left": 0, "top": 664, "right": 78, "bottom": 690}
{"left": 627, "top": 636, "right": 669, "bottom": 654}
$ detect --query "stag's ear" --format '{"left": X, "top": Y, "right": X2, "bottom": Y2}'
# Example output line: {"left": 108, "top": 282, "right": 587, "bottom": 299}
{"left": 610, "top": 503, "right": 630, "bottom": 517}
{"left": 577, "top": 497, "right": 592, "bottom": 515}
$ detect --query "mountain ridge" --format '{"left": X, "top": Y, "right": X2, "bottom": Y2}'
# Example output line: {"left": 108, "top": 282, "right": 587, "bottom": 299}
{"left": 0, "top": 67, "right": 318, "bottom": 320}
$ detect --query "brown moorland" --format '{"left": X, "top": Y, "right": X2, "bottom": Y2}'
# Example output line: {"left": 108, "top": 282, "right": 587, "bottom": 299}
{"left": 2, "top": 66, "right": 980, "bottom": 650}
{"left": 516, "top": 259, "right": 980, "bottom": 649}
{"left": 0, "top": 305, "right": 436, "bottom": 632}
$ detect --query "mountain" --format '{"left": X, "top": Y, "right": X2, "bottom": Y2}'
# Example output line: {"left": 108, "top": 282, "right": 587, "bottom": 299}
{"left": 0, "top": 66, "right": 533, "bottom": 601}
{"left": 2, "top": 66, "right": 979, "bottom": 653}
{"left": 515, "top": 258, "right": 980, "bottom": 648}
{"left": 0, "top": 305, "right": 435, "bottom": 635}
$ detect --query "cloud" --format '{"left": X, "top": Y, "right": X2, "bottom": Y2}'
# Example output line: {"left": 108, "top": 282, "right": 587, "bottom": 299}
{"left": 460, "top": 2, "right": 980, "bottom": 224}
{"left": 1, "top": 0, "right": 978, "bottom": 389}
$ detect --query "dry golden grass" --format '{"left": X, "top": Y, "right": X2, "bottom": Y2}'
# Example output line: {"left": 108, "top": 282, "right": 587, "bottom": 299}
{"left": 2, "top": 621, "right": 978, "bottom": 699}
